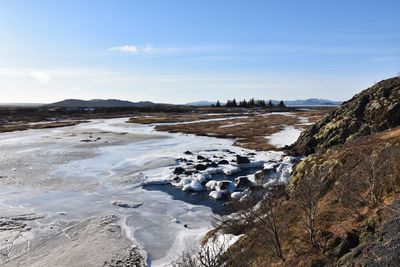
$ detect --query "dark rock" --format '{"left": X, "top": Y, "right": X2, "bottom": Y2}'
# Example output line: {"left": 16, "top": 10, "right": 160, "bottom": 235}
{"left": 172, "top": 176, "right": 181, "bottom": 182}
{"left": 205, "top": 162, "right": 218, "bottom": 168}
{"left": 218, "top": 159, "right": 229, "bottom": 165}
{"left": 195, "top": 164, "right": 207, "bottom": 171}
{"left": 334, "top": 230, "right": 359, "bottom": 258}
{"left": 217, "top": 180, "right": 234, "bottom": 191}
{"left": 184, "top": 170, "right": 194, "bottom": 176}
{"left": 235, "top": 176, "right": 252, "bottom": 188}
{"left": 184, "top": 151, "right": 192, "bottom": 155}
{"left": 236, "top": 155, "right": 250, "bottom": 164}
{"left": 173, "top": 167, "right": 185, "bottom": 175}
{"left": 310, "top": 259, "right": 325, "bottom": 267}
{"left": 342, "top": 215, "right": 400, "bottom": 266}
{"left": 197, "top": 155, "right": 205, "bottom": 160}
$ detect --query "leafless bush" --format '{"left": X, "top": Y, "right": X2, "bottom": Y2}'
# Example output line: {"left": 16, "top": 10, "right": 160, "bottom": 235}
{"left": 292, "top": 166, "right": 328, "bottom": 247}
{"left": 214, "top": 188, "right": 285, "bottom": 260}
{"left": 339, "top": 148, "right": 398, "bottom": 212}
{"left": 170, "top": 235, "right": 231, "bottom": 267}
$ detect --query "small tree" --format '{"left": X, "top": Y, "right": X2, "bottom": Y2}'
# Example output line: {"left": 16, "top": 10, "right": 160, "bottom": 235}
{"left": 278, "top": 100, "right": 286, "bottom": 108}
{"left": 293, "top": 167, "right": 326, "bottom": 247}
{"left": 268, "top": 100, "right": 274, "bottom": 108}
{"left": 227, "top": 192, "right": 285, "bottom": 260}
{"left": 339, "top": 148, "right": 398, "bottom": 211}
{"left": 216, "top": 100, "right": 221, "bottom": 107}
{"left": 171, "top": 236, "right": 231, "bottom": 267}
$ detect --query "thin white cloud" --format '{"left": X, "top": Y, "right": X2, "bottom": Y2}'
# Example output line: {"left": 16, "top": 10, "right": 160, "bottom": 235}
{"left": 143, "top": 44, "right": 154, "bottom": 53}
{"left": 107, "top": 44, "right": 157, "bottom": 54}
{"left": 107, "top": 45, "right": 138, "bottom": 53}
{"left": 29, "top": 71, "right": 51, "bottom": 84}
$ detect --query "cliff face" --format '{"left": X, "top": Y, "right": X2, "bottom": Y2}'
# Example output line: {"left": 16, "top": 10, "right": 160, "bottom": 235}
{"left": 292, "top": 77, "right": 400, "bottom": 155}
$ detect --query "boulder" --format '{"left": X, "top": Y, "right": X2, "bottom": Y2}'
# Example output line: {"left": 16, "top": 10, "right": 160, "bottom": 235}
{"left": 333, "top": 230, "right": 360, "bottom": 258}
{"left": 173, "top": 167, "right": 185, "bottom": 175}
{"left": 182, "top": 180, "right": 205, "bottom": 192}
{"left": 218, "top": 159, "right": 229, "bottom": 165}
{"left": 236, "top": 155, "right": 250, "bottom": 164}
{"left": 235, "top": 176, "right": 253, "bottom": 188}
{"left": 184, "top": 170, "right": 194, "bottom": 176}
{"left": 195, "top": 164, "right": 207, "bottom": 171}
{"left": 206, "top": 162, "right": 218, "bottom": 168}
{"left": 216, "top": 180, "right": 236, "bottom": 193}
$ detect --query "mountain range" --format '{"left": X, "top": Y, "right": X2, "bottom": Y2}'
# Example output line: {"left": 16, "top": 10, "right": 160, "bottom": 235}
{"left": 47, "top": 99, "right": 157, "bottom": 108}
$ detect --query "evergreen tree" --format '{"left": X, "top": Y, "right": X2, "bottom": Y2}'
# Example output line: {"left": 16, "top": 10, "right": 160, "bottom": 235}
{"left": 232, "top": 98, "right": 238, "bottom": 107}
{"left": 268, "top": 100, "right": 274, "bottom": 108}
{"left": 216, "top": 100, "right": 221, "bottom": 107}
{"left": 249, "top": 98, "right": 255, "bottom": 107}
{"left": 239, "top": 99, "right": 248, "bottom": 107}
{"left": 278, "top": 100, "right": 286, "bottom": 108}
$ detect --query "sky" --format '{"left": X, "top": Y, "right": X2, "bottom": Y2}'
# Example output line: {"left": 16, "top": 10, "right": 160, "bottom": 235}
{"left": 0, "top": 0, "right": 399, "bottom": 104}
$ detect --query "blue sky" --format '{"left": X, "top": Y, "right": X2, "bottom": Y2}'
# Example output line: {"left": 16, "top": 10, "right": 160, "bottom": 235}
{"left": 0, "top": 0, "right": 399, "bottom": 103}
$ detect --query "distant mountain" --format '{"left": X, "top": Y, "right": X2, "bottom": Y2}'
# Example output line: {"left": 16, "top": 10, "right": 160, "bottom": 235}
{"left": 48, "top": 99, "right": 157, "bottom": 108}
{"left": 185, "top": 101, "right": 217, "bottom": 106}
{"left": 282, "top": 98, "right": 342, "bottom": 106}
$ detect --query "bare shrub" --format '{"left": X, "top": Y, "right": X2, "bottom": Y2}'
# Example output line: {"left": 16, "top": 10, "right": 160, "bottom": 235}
{"left": 214, "top": 188, "right": 285, "bottom": 260}
{"left": 171, "top": 235, "right": 232, "bottom": 267}
{"left": 292, "top": 166, "right": 328, "bottom": 247}
{"left": 339, "top": 148, "right": 398, "bottom": 212}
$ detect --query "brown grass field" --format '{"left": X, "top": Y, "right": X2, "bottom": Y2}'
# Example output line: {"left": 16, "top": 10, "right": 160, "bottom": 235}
{"left": 129, "top": 108, "right": 332, "bottom": 151}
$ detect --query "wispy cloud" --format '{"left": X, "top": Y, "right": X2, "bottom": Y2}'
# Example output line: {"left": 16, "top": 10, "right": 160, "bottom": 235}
{"left": 107, "top": 44, "right": 156, "bottom": 54}
{"left": 107, "top": 45, "right": 138, "bottom": 54}
{"left": 29, "top": 71, "right": 51, "bottom": 84}
{"left": 143, "top": 44, "right": 154, "bottom": 53}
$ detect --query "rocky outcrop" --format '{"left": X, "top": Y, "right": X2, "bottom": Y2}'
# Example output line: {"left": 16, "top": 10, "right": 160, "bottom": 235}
{"left": 292, "top": 77, "right": 400, "bottom": 155}
{"left": 339, "top": 210, "right": 400, "bottom": 266}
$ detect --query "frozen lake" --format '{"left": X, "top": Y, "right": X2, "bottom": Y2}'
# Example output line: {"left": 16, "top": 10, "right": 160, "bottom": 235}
{"left": 0, "top": 117, "right": 289, "bottom": 266}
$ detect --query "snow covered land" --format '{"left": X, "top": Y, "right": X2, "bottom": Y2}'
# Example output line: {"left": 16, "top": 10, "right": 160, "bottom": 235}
{"left": 0, "top": 117, "right": 300, "bottom": 266}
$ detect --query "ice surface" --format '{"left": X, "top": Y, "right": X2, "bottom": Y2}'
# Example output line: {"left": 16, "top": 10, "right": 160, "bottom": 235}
{"left": 0, "top": 117, "right": 297, "bottom": 266}
{"left": 267, "top": 125, "right": 303, "bottom": 148}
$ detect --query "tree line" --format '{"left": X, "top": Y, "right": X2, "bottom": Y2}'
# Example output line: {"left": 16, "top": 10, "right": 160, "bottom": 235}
{"left": 215, "top": 98, "right": 286, "bottom": 108}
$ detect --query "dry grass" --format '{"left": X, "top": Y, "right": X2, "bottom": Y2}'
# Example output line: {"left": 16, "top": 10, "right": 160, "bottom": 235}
{"left": 220, "top": 127, "right": 400, "bottom": 266}
{"left": 0, "top": 120, "right": 88, "bottom": 133}
{"left": 130, "top": 109, "right": 331, "bottom": 151}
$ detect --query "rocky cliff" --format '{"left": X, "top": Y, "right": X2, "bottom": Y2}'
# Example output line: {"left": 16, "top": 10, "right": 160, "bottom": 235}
{"left": 292, "top": 77, "right": 400, "bottom": 155}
